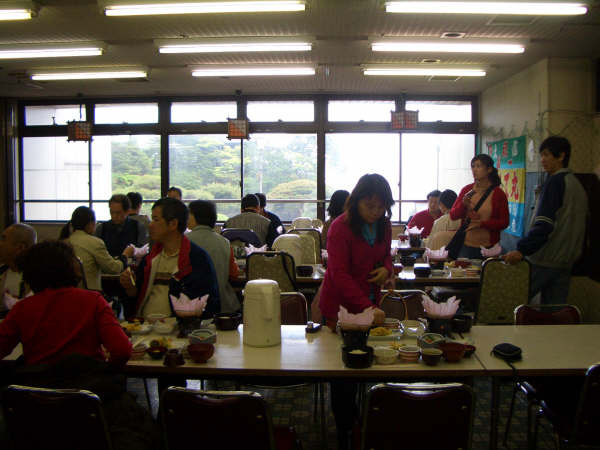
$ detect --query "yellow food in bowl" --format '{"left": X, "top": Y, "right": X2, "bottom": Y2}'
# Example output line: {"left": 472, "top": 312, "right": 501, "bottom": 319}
{"left": 370, "top": 327, "right": 392, "bottom": 336}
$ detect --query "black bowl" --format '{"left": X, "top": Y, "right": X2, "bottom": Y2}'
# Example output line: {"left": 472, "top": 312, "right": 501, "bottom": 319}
{"left": 413, "top": 263, "right": 431, "bottom": 277}
{"left": 296, "top": 265, "right": 314, "bottom": 277}
{"left": 340, "top": 328, "right": 370, "bottom": 349}
{"left": 400, "top": 255, "right": 416, "bottom": 267}
{"left": 214, "top": 312, "right": 242, "bottom": 331}
{"left": 451, "top": 314, "right": 473, "bottom": 333}
{"left": 342, "top": 346, "right": 374, "bottom": 369}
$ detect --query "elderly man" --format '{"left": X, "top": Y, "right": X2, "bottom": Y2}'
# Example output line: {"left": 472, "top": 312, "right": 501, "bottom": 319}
{"left": 0, "top": 223, "right": 37, "bottom": 314}
{"left": 223, "top": 194, "right": 272, "bottom": 246}
{"left": 96, "top": 194, "right": 148, "bottom": 257}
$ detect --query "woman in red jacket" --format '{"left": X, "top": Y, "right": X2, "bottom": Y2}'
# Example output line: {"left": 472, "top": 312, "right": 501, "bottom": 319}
{"left": 0, "top": 240, "right": 131, "bottom": 366}
{"left": 450, "top": 153, "right": 509, "bottom": 259}
{"left": 319, "top": 173, "right": 394, "bottom": 450}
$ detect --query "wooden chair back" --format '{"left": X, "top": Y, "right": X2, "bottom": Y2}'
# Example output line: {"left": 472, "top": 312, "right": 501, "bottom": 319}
{"left": 280, "top": 292, "right": 308, "bottom": 325}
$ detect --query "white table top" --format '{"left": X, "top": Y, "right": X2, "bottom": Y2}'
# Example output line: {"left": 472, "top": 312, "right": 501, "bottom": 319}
{"left": 471, "top": 324, "right": 600, "bottom": 376}
{"left": 125, "top": 324, "right": 485, "bottom": 378}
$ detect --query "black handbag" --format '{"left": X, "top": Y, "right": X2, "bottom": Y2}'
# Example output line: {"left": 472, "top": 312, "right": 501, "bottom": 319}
{"left": 446, "top": 186, "right": 494, "bottom": 259}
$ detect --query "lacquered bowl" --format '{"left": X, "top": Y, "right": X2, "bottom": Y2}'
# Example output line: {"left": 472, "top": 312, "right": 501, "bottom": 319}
{"left": 439, "top": 342, "right": 466, "bottom": 362}
{"left": 213, "top": 312, "right": 242, "bottom": 331}
{"left": 421, "top": 348, "right": 443, "bottom": 366}
{"left": 187, "top": 343, "right": 214, "bottom": 363}
{"left": 342, "top": 346, "right": 374, "bottom": 369}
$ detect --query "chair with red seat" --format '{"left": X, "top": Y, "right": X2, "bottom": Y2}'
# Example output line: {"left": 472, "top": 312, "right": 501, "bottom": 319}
{"left": 503, "top": 303, "right": 583, "bottom": 448}
{"left": 160, "top": 387, "right": 301, "bottom": 450}
{"left": 359, "top": 383, "right": 474, "bottom": 450}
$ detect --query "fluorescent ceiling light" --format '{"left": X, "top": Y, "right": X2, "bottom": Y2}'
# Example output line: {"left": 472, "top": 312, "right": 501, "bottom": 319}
{"left": 104, "top": 1, "right": 306, "bottom": 16}
{"left": 363, "top": 66, "right": 486, "bottom": 76}
{"left": 191, "top": 66, "right": 315, "bottom": 76}
{"left": 372, "top": 41, "right": 524, "bottom": 54}
{"left": 31, "top": 70, "right": 147, "bottom": 81}
{"left": 0, "top": 1, "right": 36, "bottom": 20}
{"left": 385, "top": 1, "right": 588, "bottom": 15}
{"left": 0, "top": 43, "right": 104, "bottom": 59}
{"left": 158, "top": 38, "right": 311, "bottom": 53}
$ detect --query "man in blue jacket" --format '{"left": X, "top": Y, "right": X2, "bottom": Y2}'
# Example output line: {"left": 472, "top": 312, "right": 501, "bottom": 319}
{"left": 504, "top": 136, "right": 588, "bottom": 304}
{"left": 120, "top": 197, "right": 220, "bottom": 331}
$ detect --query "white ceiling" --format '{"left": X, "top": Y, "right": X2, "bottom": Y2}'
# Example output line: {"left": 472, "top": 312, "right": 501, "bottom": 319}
{"left": 0, "top": 0, "right": 599, "bottom": 98}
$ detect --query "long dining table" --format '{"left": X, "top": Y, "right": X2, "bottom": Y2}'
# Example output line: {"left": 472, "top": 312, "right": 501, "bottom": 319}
{"left": 3, "top": 323, "right": 600, "bottom": 449}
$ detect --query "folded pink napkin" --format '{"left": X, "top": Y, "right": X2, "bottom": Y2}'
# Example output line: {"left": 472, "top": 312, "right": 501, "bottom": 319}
{"left": 169, "top": 293, "right": 208, "bottom": 317}
{"left": 338, "top": 305, "right": 375, "bottom": 328}
{"left": 407, "top": 226, "right": 424, "bottom": 235}
{"left": 133, "top": 244, "right": 149, "bottom": 264}
{"left": 245, "top": 244, "right": 268, "bottom": 256}
{"left": 422, "top": 294, "right": 461, "bottom": 319}
{"left": 424, "top": 247, "right": 448, "bottom": 259}
{"left": 481, "top": 243, "right": 502, "bottom": 257}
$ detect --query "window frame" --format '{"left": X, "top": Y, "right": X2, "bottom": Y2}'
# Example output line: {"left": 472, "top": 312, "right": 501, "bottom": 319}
{"left": 14, "top": 94, "right": 478, "bottom": 223}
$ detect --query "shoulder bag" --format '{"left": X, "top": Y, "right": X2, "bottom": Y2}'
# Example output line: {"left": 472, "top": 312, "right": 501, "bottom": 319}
{"left": 446, "top": 185, "right": 495, "bottom": 259}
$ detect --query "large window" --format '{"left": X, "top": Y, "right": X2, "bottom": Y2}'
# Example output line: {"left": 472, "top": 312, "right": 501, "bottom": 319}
{"left": 326, "top": 133, "right": 400, "bottom": 220}
{"left": 92, "top": 135, "right": 161, "bottom": 220}
{"left": 401, "top": 133, "right": 474, "bottom": 221}
{"left": 243, "top": 134, "right": 317, "bottom": 221}
{"left": 169, "top": 135, "right": 241, "bottom": 221}
{"left": 22, "top": 137, "right": 89, "bottom": 220}
{"left": 16, "top": 97, "right": 476, "bottom": 222}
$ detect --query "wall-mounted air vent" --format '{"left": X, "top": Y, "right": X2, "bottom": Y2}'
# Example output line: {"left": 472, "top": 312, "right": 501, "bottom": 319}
{"left": 441, "top": 32, "right": 466, "bottom": 39}
{"left": 428, "top": 75, "right": 461, "bottom": 82}
{"left": 487, "top": 15, "right": 538, "bottom": 26}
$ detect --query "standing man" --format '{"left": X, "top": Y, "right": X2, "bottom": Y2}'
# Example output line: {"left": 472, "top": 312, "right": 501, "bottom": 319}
{"left": 96, "top": 194, "right": 148, "bottom": 257}
{"left": 223, "top": 194, "right": 272, "bottom": 246}
{"left": 407, "top": 190, "right": 442, "bottom": 238}
{"left": 0, "top": 223, "right": 37, "bottom": 314}
{"left": 504, "top": 136, "right": 588, "bottom": 304}
{"left": 255, "top": 192, "right": 285, "bottom": 246}
{"left": 120, "top": 197, "right": 220, "bottom": 327}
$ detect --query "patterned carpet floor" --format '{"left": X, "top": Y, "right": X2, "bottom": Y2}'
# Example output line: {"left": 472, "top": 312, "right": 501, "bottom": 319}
{"left": 128, "top": 376, "right": 570, "bottom": 450}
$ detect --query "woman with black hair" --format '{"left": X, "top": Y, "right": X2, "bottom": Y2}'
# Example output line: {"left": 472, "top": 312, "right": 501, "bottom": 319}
{"left": 449, "top": 153, "right": 509, "bottom": 259}
{"left": 321, "top": 189, "right": 350, "bottom": 249}
{"left": 318, "top": 174, "right": 394, "bottom": 450}
{"left": 0, "top": 240, "right": 131, "bottom": 365}
{"left": 60, "top": 206, "right": 133, "bottom": 291}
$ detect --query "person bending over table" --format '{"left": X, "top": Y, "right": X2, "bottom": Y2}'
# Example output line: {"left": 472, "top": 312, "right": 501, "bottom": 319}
{"left": 450, "top": 154, "right": 509, "bottom": 259}
{"left": 319, "top": 173, "right": 394, "bottom": 450}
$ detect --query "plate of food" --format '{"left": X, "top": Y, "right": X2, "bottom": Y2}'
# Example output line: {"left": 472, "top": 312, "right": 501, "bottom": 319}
{"left": 122, "top": 321, "right": 152, "bottom": 335}
{"left": 368, "top": 326, "right": 403, "bottom": 340}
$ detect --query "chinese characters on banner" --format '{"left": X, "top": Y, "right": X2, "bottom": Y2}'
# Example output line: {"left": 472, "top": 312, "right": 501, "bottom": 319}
{"left": 485, "top": 136, "right": 526, "bottom": 237}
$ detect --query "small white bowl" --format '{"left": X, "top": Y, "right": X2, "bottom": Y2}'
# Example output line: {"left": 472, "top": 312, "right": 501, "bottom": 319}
{"left": 374, "top": 346, "right": 399, "bottom": 365}
{"left": 153, "top": 321, "right": 175, "bottom": 334}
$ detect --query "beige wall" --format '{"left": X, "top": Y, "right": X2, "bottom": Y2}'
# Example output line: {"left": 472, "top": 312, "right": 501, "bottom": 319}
{"left": 547, "top": 58, "right": 597, "bottom": 173}
{"left": 480, "top": 59, "right": 549, "bottom": 172}
{"left": 481, "top": 57, "right": 600, "bottom": 322}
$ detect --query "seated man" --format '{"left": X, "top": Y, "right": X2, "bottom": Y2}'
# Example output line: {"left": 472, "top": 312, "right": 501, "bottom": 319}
{"left": 187, "top": 200, "right": 240, "bottom": 313}
{"left": 166, "top": 186, "right": 183, "bottom": 201}
{"left": 127, "top": 191, "right": 150, "bottom": 231}
{"left": 120, "top": 198, "right": 220, "bottom": 332}
{"left": 426, "top": 189, "right": 460, "bottom": 250}
{"left": 255, "top": 192, "right": 285, "bottom": 247}
{"left": 96, "top": 194, "right": 148, "bottom": 257}
{"left": 0, "top": 223, "right": 37, "bottom": 314}
{"left": 407, "top": 190, "right": 442, "bottom": 238}
{"left": 223, "top": 194, "right": 272, "bottom": 246}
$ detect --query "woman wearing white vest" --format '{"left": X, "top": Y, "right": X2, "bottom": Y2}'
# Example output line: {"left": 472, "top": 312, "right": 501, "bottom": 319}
{"left": 187, "top": 200, "right": 241, "bottom": 313}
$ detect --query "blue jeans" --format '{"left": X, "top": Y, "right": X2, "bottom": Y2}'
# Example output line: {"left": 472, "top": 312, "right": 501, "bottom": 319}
{"left": 530, "top": 264, "right": 572, "bottom": 305}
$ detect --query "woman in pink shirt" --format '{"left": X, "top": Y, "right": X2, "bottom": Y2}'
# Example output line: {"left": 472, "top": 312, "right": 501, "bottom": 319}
{"left": 319, "top": 173, "right": 394, "bottom": 450}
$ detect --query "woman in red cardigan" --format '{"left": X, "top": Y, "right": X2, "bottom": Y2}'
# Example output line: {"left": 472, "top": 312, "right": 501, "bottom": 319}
{"left": 450, "top": 153, "right": 509, "bottom": 259}
{"left": 0, "top": 240, "right": 131, "bottom": 366}
{"left": 319, "top": 173, "right": 394, "bottom": 450}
